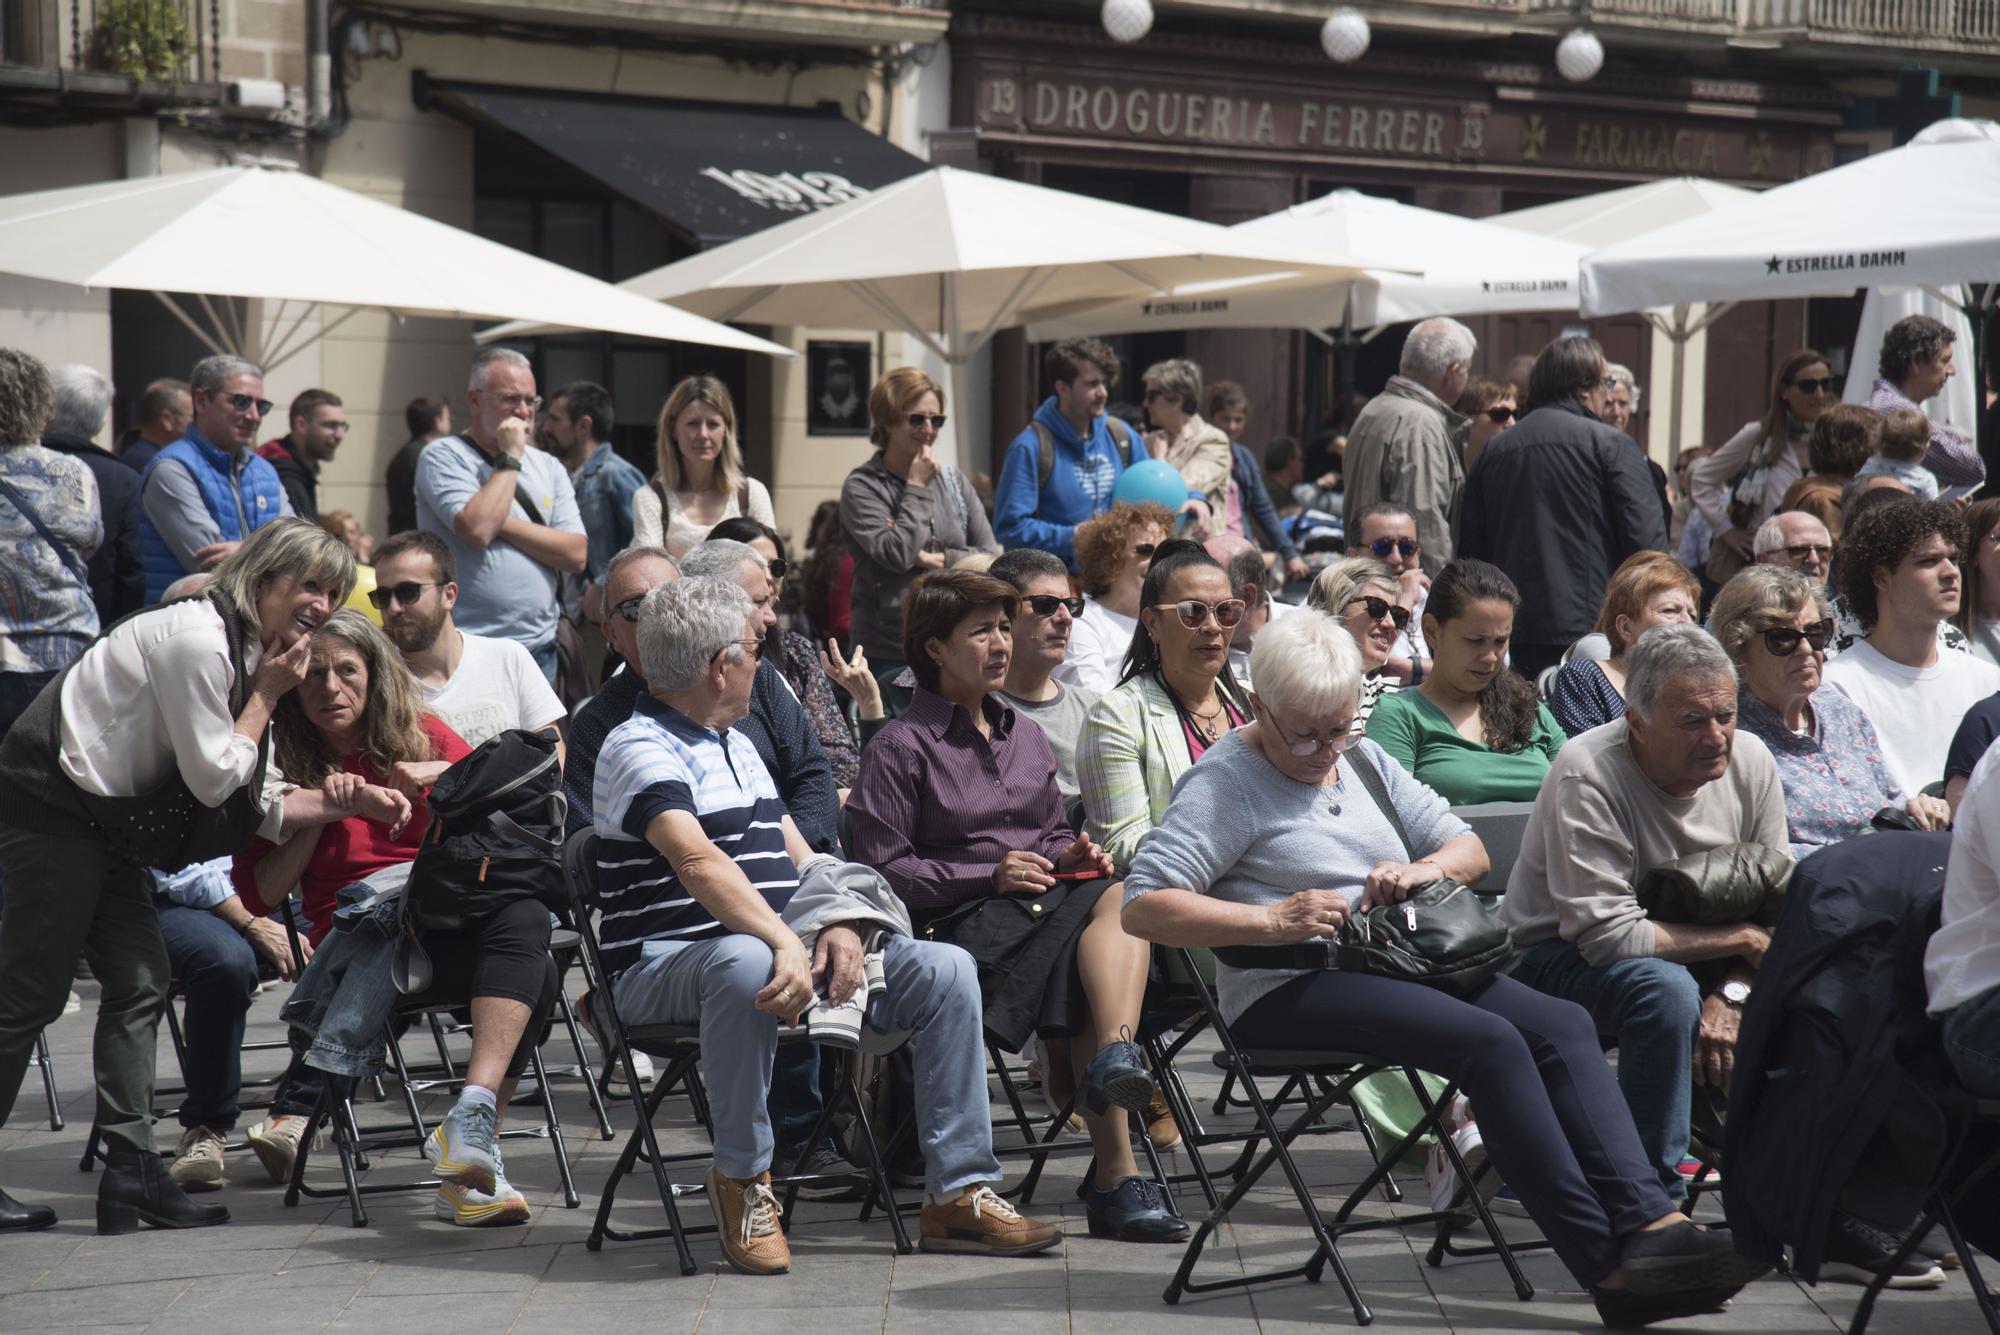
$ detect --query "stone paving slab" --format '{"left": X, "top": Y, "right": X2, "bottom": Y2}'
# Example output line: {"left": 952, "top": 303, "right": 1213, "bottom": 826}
{"left": 4, "top": 980, "right": 1993, "bottom": 1332}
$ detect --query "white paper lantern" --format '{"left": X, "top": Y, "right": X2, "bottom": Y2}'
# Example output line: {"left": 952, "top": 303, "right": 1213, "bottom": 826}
{"left": 1555, "top": 27, "right": 1605, "bottom": 82}
{"left": 1101, "top": 0, "right": 1154, "bottom": 44}
{"left": 1320, "top": 8, "right": 1371, "bottom": 63}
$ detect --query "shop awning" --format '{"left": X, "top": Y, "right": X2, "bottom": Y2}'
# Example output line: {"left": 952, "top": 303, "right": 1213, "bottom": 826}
{"left": 416, "top": 76, "right": 930, "bottom": 248}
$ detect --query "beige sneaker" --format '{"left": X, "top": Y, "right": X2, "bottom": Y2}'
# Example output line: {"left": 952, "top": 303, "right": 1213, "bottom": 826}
{"left": 245, "top": 1115, "right": 311, "bottom": 1185}
{"left": 169, "top": 1125, "right": 227, "bottom": 1192}
{"left": 1144, "top": 1089, "right": 1183, "bottom": 1152}
{"left": 705, "top": 1167, "right": 791, "bottom": 1275}
{"left": 920, "top": 1185, "right": 1062, "bottom": 1256}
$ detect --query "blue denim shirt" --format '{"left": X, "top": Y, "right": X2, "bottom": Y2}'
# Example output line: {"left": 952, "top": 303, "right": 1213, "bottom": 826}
{"left": 571, "top": 443, "right": 645, "bottom": 586}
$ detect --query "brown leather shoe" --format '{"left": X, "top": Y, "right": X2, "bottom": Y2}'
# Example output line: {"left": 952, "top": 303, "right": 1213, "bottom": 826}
{"left": 1143, "top": 1089, "right": 1182, "bottom": 1152}
{"left": 920, "top": 1185, "right": 1062, "bottom": 1256}
{"left": 705, "top": 1167, "right": 791, "bottom": 1275}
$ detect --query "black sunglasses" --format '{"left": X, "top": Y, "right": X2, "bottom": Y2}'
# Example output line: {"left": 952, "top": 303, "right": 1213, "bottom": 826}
{"left": 224, "top": 392, "right": 275, "bottom": 417}
{"left": 1782, "top": 543, "right": 1832, "bottom": 563}
{"left": 1485, "top": 406, "right": 1516, "bottom": 425}
{"left": 1787, "top": 376, "right": 1838, "bottom": 395}
{"left": 1345, "top": 595, "right": 1411, "bottom": 630}
{"left": 366, "top": 581, "right": 440, "bottom": 610}
{"left": 906, "top": 413, "right": 947, "bottom": 431}
{"left": 766, "top": 558, "right": 790, "bottom": 582}
{"left": 1368, "top": 537, "right": 1419, "bottom": 560}
{"left": 1023, "top": 594, "right": 1084, "bottom": 618}
{"left": 615, "top": 594, "right": 646, "bottom": 623}
{"left": 1132, "top": 542, "right": 1157, "bottom": 561}
{"left": 1758, "top": 619, "right": 1834, "bottom": 656}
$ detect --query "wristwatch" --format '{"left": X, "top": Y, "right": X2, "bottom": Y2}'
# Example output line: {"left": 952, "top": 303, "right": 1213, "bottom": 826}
{"left": 1719, "top": 979, "right": 1752, "bottom": 1007}
{"left": 491, "top": 452, "right": 522, "bottom": 472}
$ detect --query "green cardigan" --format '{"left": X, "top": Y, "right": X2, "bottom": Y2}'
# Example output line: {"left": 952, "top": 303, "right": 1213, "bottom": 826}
{"left": 1363, "top": 686, "right": 1565, "bottom": 805}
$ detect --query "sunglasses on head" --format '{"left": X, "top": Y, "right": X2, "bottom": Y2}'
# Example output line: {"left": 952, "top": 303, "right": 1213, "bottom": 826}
{"left": 366, "top": 581, "right": 440, "bottom": 611}
{"left": 1485, "top": 406, "right": 1516, "bottom": 425}
{"left": 1787, "top": 376, "right": 1838, "bottom": 395}
{"left": 1758, "top": 619, "right": 1834, "bottom": 656}
{"left": 1344, "top": 595, "right": 1411, "bottom": 630}
{"left": 1023, "top": 594, "right": 1084, "bottom": 618}
{"left": 1153, "top": 598, "right": 1248, "bottom": 630}
{"left": 906, "top": 413, "right": 947, "bottom": 431}
{"left": 223, "top": 392, "right": 275, "bottom": 417}
{"left": 1368, "top": 537, "right": 1419, "bottom": 560}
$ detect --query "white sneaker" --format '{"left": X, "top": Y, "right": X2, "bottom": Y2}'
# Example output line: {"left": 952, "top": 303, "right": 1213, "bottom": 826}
{"left": 62, "top": 990, "right": 81, "bottom": 1017}
{"left": 1424, "top": 1122, "right": 1490, "bottom": 1214}
{"left": 169, "top": 1124, "right": 228, "bottom": 1192}
{"left": 605, "top": 1049, "right": 655, "bottom": 1096}
{"left": 245, "top": 1114, "right": 313, "bottom": 1185}
{"left": 434, "top": 1151, "right": 530, "bottom": 1227}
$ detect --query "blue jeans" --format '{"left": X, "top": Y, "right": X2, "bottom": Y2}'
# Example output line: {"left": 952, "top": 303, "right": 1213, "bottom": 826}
{"left": 615, "top": 933, "right": 1001, "bottom": 1194}
{"left": 530, "top": 638, "right": 558, "bottom": 685}
{"left": 156, "top": 904, "right": 260, "bottom": 1131}
{"left": 1944, "top": 985, "right": 2000, "bottom": 1099}
{"left": 1510, "top": 938, "right": 1702, "bottom": 1203}
{"left": 767, "top": 1040, "right": 824, "bottom": 1162}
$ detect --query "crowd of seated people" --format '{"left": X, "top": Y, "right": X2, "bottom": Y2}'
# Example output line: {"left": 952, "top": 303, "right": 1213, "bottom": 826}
{"left": 13, "top": 326, "right": 2000, "bottom": 1327}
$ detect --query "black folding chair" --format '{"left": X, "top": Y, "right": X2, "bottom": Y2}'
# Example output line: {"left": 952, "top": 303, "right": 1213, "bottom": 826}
{"left": 1849, "top": 1099, "right": 2000, "bottom": 1335}
{"left": 1161, "top": 948, "right": 1535, "bottom": 1326}
{"left": 28, "top": 1030, "right": 61, "bottom": 1131}
{"left": 561, "top": 830, "right": 912, "bottom": 1274}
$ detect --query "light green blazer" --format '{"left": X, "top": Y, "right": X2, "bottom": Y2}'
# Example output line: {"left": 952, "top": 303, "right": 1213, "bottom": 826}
{"left": 1078, "top": 673, "right": 1197, "bottom": 876}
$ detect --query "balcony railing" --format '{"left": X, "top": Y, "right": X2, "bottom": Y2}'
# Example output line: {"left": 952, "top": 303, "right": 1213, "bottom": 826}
{"left": 1742, "top": 0, "right": 2000, "bottom": 43}
{"left": 0, "top": 0, "right": 220, "bottom": 85}
{"left": 1524, "top": 0, "right": 1738, "bottom": 23}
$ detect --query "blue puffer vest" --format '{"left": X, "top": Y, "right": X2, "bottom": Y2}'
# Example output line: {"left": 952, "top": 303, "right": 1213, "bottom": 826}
{"left": 139, "top": 430, "right": 286, "bottom": 603}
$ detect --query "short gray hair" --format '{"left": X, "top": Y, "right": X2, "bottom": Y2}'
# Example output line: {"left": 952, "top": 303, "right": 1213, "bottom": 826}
{"left": 1399, "top": 318, "right": 1477, "bottom": 387}
{"left": 603, "top": 544, "right": 677, "bottom": 592}
{"left": 1623, "top": 624, "right": 1734, "bottom": 722}
{"left": 1753, "top": 510, "right": 1830, "bottom": 558}
{"left": 1140, "top": 357, "right": 1203, "bottom": 416}
{"left": 49, "top": 363, "right": 114, "bottom": 440}
{"left": 1249, "top": 610, "right": 1362, "bottom": 725}
{"left": 469, "top": 346, "right": 532, "bottom": 392}
{"left": 1705, "top": 565, "right": 1829, "bottom": 669}
{"left": 189, "top": 355, "right": 262, "bottom": 397}
{"left": 681, "top": 537, "right": 765, "bottom": 583}
{"left": 1606, "top": 363, "right": 1642, "bottom": 414}
{"left": 637, "top": 577, "right": 753, "bottom": 691}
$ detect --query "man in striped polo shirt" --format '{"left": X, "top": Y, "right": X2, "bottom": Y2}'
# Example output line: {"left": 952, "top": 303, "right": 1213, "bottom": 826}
{"left": 593, "top": 577, "right": 1060, "bottom": 1276}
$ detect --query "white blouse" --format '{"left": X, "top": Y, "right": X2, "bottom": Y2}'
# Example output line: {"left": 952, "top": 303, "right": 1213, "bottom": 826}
{"left": 56, "top": 597, "right": 286, "bottom": 842}
{"left": 630, "top": 477, "right": 776, "bottom": 560}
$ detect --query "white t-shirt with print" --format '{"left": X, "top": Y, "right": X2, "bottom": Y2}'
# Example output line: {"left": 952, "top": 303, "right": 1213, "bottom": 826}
{"left": 1822, "top": 637, "right": 2000, "bottom": 799}
{"left": 419, "top": 632, "right": 566, "bottom": 749}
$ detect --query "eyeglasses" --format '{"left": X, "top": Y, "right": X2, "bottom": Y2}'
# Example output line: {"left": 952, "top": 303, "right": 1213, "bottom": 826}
{"left": 905, "top": 413, "right": 947, "bottom": 431}
{"left": 1757, "top": 618, "right": 1834, "bottom": 657}
{"left": 1781, "top": 543, "right": 1833, "bottom": 563}
{"left": 1023, "top": 594, "right": 1084, "bottom": 618}
{"left": 1143, "top": 388, "right": 1170, "bottom": 402}
{"left": 1343, "top": 595, "right": 1411, "bottom": 630}
{"left": 487, "top": 393, "right": 544, "bottom": 411}
{"left": 765, "top": 558, "right": 790, "bottom": 582}
{"left": 1132, "top": 542, "right": 1157, "bottom": 561}
{"left": 1367, "top": 537, "right": 1419, "bottom": 560}
{"left": 1600, "top": 376, "right": 1620, "bottom": 392}
{"left": 1787, "top": 376, "right": 1837, "bottom": 395}
{"left": 709, "top": 638, "right": 765, "bottom": 666}
{"left": 223, "top": 392, "right": 275, "bottom": 417}
{"left": 1264, "top": 707, "right": 1361, "bottom": 758}
{"left": 1485, "top": 406, "right": 1516, "bottom": 425}
{"left": 1153, "top": 598, "right": 1248, "bottom": 630}
{"left": 366, "top": 581, "right": 441, "bottom": 610}
{"left": 615, "top": 594, "right": 647, "bottom": 623}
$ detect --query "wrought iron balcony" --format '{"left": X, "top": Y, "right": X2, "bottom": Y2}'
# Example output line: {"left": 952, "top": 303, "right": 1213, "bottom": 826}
{"left": 0, "top": 0, "right": 226, "bottom": 118}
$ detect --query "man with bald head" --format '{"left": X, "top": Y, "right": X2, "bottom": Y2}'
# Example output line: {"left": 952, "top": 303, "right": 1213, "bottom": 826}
{"left": 1753, "top": 511, "right": 1834, "bottom": 589}
{"left": 1205, "top": 531, "right": 1292, "bottom": 685}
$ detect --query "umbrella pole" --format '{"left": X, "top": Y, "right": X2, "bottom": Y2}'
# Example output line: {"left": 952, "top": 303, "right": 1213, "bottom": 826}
{"left": 1667, "top": 305, "right": 1688, "bottom": 472}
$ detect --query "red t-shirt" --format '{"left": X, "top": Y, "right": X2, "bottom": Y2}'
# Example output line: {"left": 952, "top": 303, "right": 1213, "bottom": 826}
{"left": 233, "top": 714, "right": 472, "bottom": 944}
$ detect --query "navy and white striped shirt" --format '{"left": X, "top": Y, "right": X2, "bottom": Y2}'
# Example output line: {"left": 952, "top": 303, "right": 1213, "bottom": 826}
{"left": 592, "top": 693, "right": 799, "bottom": 980}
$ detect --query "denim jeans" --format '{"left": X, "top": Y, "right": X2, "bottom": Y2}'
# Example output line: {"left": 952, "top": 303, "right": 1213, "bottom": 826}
{"left": 1943, "top": 984, "right": 2000, "bottom": 1099}
{"left": 615, "top": 933, "right": 1001, "bottom": 1195}
{"left": 1510, "top": 938, "right": 1703, "bottom": 1203}
{"left": 530, "top": 638, "right": 558, "bottom": 686}
{"left": 767, "top": 1039, "right": 824, "bottom": 1163}
{"left": 156, "top": 904, "right": 260, "bottom": 1130}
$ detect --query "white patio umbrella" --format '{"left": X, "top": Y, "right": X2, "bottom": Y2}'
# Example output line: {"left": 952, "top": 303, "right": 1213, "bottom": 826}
{"left": 0, "top": 165, "right": 792, "bottom": 368}
{"left": 1498, "top": 177, "right": 1757, "bottom": 459}
{"left": 1024, "top": 189, "right": 1585, "bottom": 342}
{"left": 481, "top": 165, "right": 1379, "bottom": 460}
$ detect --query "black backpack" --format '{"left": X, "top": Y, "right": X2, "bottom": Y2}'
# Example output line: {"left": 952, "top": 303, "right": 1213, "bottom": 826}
{"left": 406, "top": 728, "right": 567, "bottom": 931}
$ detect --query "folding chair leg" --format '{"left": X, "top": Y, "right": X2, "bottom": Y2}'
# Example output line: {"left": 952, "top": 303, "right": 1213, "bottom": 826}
{"left": 33, "top": 1031, "right": 63, "bottom": 1131}
{"left": 587, "top": 1051, "right": 701, "bottom": 1275}
{"left": 841, "top": 1064, "right": 913, "bottom": 1254}
{"left": 1939, "top": 1197, "right": 2000, "bottom": 1335}
{"left": 551, "top": 985, "right": 615, "bottom": 1140}
{"left": 525, "top": 1046, "right": 580, "bottom": 1209}
{"left": 1849, "top": 1205, "right": 1938, "bottom": 1335}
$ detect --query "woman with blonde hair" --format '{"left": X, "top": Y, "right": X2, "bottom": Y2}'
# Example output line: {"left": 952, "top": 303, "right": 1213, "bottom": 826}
{"left": 839, "top": 366, "right": 996, "bottom": 673}
{"left": 1307, "top": 555, "right": 1409, "bottom": 735}
{"left": 1545, "top": 551, "right": 1702, "bottom": 738}
{"left": 631, "top": 374, "right": 775, "bottom": 558}
{"left": 1688, "top": 348, "right": 1837, "bottom": 579}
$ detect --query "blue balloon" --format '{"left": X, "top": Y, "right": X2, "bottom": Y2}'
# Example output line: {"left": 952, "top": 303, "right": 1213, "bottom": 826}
{"left": 1111, "top": 458, "right": 1190, "bottom": 511}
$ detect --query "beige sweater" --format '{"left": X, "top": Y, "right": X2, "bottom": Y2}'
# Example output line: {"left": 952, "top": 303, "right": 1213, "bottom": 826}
{"left": 1502, "top": 719, "right": 1789, "bottom": 967}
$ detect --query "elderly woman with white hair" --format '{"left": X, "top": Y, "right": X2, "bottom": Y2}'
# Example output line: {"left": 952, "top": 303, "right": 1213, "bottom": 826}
{"left": 1121, "top": 611, "right": 1766, "bottom": 1327}
{"left": 0, "top": 516, "right": 356, "bottom": 1236}
{"left": 1706, "top": 565, "right": 1946, "bottom": 856}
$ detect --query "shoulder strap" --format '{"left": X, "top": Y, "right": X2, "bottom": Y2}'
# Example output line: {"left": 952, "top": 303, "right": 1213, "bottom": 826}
{"left": 513, "top": 483, "right": 545, "bottom": 527}
{"left": 1032, "top": 422, "right": 1054, "bottom": 502}
{"left": 1107, "top": 417, "right": 1134, "bottom": 468}
{"left": 1345, "top": 744, "right": 1415, "bottom": 861}
{"left": 0, "top": 473, "right": 88, "bottom": 586}
{"left": 738, "top": 481, "right": 750, "bottom": 513}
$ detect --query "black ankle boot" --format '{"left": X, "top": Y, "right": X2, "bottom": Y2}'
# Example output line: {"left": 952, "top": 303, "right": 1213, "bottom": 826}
{"left": 96, "top": 1148, "right": 230, "bottom": 1235}
{"left": 0, "top": 1187, "right": 56, "bottom": 1232}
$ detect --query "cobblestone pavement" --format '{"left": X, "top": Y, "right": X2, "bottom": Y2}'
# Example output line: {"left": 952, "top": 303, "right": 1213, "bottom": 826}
{"left": 2, "top": 981, "right": 1990, "bottom": 1333}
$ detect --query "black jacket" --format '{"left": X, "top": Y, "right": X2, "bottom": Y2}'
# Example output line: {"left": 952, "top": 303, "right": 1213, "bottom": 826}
{"left": 1454, "top": 399, "right": 1667, "bottom": 647}
{"left": 257, "top": 436, "right": 318, "bottom": 520}
{"left": 39, "top": 431, "right": 144, "bottom": 621}
{"left": 1723, "top": 832, "right": 1971, "bottom": 1279}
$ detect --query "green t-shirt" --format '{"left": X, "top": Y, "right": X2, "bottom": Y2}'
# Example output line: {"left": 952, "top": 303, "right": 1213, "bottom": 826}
{"left": 1362, "top": 686, "right": 1565, "bottom": 805}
